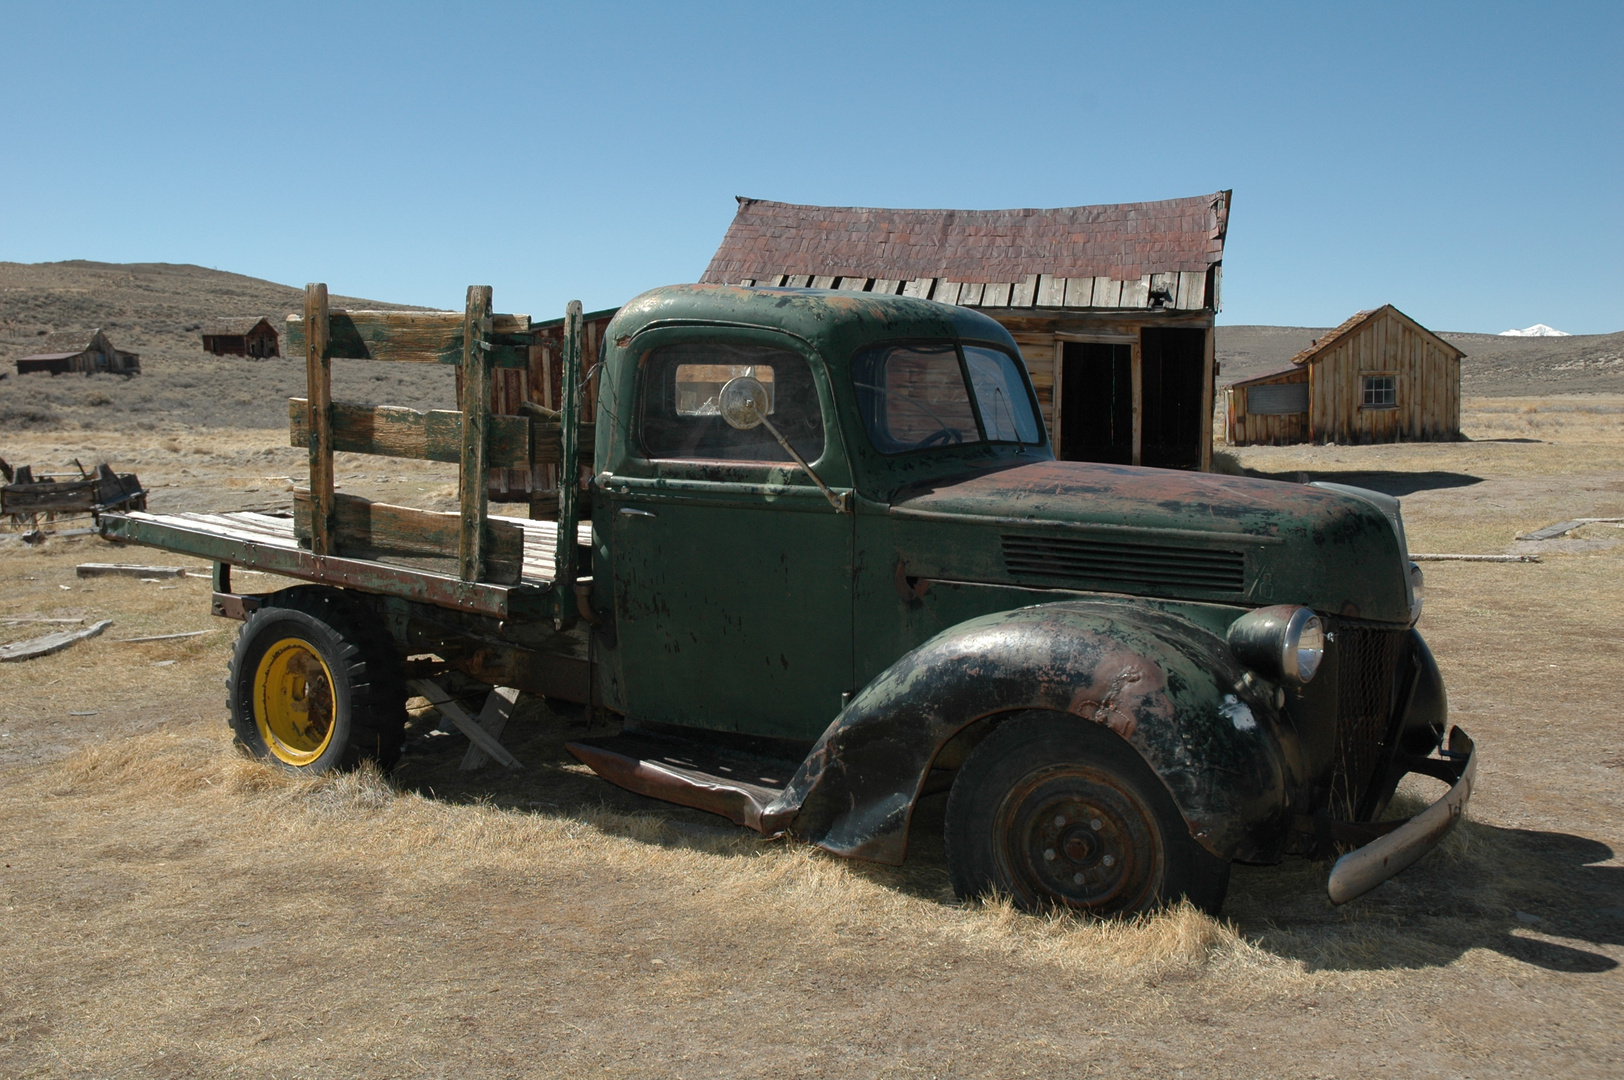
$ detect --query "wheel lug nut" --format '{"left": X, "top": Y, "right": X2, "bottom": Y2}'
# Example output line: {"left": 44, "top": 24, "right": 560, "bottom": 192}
{"left": 1043, "top": 848, "right": 1056, "bottom": 861}
{"left": 1091, "top": 818, "right": 1102, "bottom": 831}
{"left": 1053, "top": 815, "right": 1066, "bottom": 828}
{"left": 1102, "top": 854, "right": 1115, "bottom": 868}
{"left": 1073, "top": 873, "right": 1085, "bottom": 885}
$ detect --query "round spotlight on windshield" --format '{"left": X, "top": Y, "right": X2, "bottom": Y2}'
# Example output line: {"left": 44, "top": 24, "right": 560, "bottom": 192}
{"left": 1227, "top": 605, "right": 1326, "bottom": 687}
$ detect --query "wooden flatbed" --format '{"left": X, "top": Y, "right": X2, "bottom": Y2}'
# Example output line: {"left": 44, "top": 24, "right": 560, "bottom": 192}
{"left": 101, "top": 509, "right": 591, "bottom": 620}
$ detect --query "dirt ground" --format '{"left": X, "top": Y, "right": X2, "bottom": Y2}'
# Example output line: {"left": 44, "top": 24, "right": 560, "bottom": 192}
{"left": 1, "top": 394, "right": 1621, "bottom": 1078}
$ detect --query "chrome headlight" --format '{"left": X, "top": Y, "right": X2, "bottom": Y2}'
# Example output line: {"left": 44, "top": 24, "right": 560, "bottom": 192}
{"left": 1227, "top": 604, "right": 1326, "bottom": 686}
{"left": 1409, "top": 561, "right": 1425, "bottom": 623}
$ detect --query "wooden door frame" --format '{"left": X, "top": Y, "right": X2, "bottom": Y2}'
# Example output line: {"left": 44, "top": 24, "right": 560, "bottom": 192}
{"left": 1053, "top": 331, "right": 1140, "bottom": 463}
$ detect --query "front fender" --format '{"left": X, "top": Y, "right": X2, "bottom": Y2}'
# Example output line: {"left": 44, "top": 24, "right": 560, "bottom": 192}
{"left": 768, "top": 601, "right": 1290, "bottom": 864}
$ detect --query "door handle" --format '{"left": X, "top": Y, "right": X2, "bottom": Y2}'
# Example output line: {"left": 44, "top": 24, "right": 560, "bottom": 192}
{"left": 618, "top": 507, "right": 657, "bottom": 518}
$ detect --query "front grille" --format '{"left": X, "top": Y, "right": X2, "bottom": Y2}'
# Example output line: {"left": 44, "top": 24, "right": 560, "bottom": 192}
{"left": 1326, "top": 625, "right": 1408, "bottom": 819}
{"left": 1001, "top": 534, "right": 1245, "bottom": 594}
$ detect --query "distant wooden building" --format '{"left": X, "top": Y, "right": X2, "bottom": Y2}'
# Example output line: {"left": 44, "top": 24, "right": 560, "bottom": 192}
{"left": 202, "top": 317, "right": 280, "bottom": 358}
{"left": 702, "top": 192, "right": 1231, "bottom": 470}
{"left": 1226, "top": 305, "right": 1462, "bottom": 446}
{"left": 16, "top": 329, "right": 140, "bottom": 375}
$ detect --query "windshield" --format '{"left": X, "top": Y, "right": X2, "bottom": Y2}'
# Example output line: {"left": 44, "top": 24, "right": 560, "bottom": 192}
{"left": 851, "top": 342, "right": 1043, "bottom": 454}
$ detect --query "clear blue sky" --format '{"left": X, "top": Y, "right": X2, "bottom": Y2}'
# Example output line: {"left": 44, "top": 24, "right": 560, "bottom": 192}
{"left": 1, "top": 2, "right": 1618, "bottom": 333}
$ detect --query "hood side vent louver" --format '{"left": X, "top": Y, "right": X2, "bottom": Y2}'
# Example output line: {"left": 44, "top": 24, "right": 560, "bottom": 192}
{"left": 1001, "top": 534, "right": 1245, "bottom": 593}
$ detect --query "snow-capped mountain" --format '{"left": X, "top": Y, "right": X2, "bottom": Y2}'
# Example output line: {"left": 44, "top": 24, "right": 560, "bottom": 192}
{"left": 1500, "top": 324, "right": 1571, "bottom": 337}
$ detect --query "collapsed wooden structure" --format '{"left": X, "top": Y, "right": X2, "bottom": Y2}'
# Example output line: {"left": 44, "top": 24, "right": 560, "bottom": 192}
{"left": 1226, "top": 305, "right": 1463, "bottom": 446}
{"left": 16, "top": 329, "right": 140, "bottom": 375}
{"left": 201, "top": 317, "right": 280, "bottom": 358}
{"left": 2, "top": 462, "right": 145, "bottom": 525}
{"left": 701, "top": 192, "right": 1231, "bottom": 470}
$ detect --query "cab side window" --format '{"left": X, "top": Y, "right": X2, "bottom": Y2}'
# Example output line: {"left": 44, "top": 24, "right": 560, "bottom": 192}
{"left": 638, "top": 343, "right": 825, "bottom": 463}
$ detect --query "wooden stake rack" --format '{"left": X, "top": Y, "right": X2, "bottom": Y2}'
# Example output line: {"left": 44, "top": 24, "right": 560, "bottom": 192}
{"left": 284, "top": 284, "right": 586, "bottom": 606}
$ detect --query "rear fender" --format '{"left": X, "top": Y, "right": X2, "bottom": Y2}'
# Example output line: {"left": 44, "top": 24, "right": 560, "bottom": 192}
{"left": 769, "top": 601, "right": 1290, "bottom": 864}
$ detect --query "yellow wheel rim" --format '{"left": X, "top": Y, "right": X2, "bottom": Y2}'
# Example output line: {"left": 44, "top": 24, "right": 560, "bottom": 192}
{"left": 253, "top": 637, "right": 337, "bottom": 766}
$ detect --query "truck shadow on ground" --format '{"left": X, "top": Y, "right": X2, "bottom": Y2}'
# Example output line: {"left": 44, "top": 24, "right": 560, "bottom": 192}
{"left": 1240, "top": 469, "right": 1486, "bottom": 498}
{"left": 394, "top": 698, "right": 1621, "bottom": 977}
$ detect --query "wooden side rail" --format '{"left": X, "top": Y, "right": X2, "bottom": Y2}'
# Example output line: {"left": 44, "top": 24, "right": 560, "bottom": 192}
{"left": 288, "top": 399, "right": 530, "bottom": 468}
{"left": 285, "top": 309, "right": 532, "bottom": 366}
{"left": 292, "top": 491, "right": 525, "bottom": 586}
{"left": 288, "top": 400, "right": 592, "bottom": 468}
{"left": 294, "top": 282, "right": 584, "bottom": 596}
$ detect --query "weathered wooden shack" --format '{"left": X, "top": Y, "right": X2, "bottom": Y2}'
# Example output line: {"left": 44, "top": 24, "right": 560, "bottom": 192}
{"left": 1226, "top": 305, "right": 1462, "bottom": 446}
{"left": 16, "top": 329, "right": 140, "bottom": 375}
{"left": 202, "top": 317, "right": 280, "bottom": 358}
{"left": 701, "top": 192, "right": 1231, "bottom": 470}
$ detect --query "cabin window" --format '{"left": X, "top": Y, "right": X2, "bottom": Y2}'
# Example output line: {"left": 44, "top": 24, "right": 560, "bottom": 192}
{"left": 1362, "top": 375, "right": 1397, "bottom": 409}
{"left": 638, "top": 342, "right": 824, "bottom": 463}
{"left": 851, "top": 342, "right": 1041, "bottom": 454}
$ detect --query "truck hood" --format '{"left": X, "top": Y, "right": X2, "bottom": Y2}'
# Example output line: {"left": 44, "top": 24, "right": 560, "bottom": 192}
{"left": 885, "top": 460, "right": 1413, "bottom": 623}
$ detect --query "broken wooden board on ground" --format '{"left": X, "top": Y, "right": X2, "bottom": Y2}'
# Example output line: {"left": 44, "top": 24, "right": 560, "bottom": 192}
{"left": 114, "top": 629, "right": 218, "bottom": 644}
{"left": 77, "top": 563, "right": 186, "bottom": 579}
{"left": 1515, "top": 518, "right": 1624, "bottom": 541}
{"left": 1410, "top": 553, "right": 1541, "bottom": 563}
{"left": 458, "top": 686, "right": 522, "bottom": 771}
{"left": 0, "top": 619, "right": 113, "bottom": 662}
{"left": 407, "top": 679, "right": 523, "bottom": 769}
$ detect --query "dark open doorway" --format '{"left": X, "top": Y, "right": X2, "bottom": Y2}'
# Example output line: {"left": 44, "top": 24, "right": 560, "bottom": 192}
{"left": 1059, "top": 341, "right": 1133, "bottom": 464}
{"left": 1139, "top": 327, "right": 1206, "bottom": 470}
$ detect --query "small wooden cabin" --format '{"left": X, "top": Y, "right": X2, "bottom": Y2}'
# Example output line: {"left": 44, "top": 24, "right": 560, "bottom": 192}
{"left": 202, "top": 317, "right": 280, "bottom": 358}
{"left": 701, "top": 192, "right": 1231, "bottom": 470}
{"left": 1226, "top": 305, "right": 1462, "bottom": 446}
{"left": 16, "top": 329, "right": 140, "bottom": 375}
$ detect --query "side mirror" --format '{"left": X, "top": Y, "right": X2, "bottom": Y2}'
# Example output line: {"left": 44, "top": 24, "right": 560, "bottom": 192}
{"left": 718, "top": 376, "right": 769, "bottom": 431}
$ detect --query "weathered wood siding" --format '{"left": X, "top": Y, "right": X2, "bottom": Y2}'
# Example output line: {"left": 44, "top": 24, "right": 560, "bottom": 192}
{"left": 1009, "top": 331, "right": 1057, "bottom": 428}
{"left": 1227, "top": 369, "right": 1310, "bottom": 446}
{"left": 469, "top": 312, "right": 612, "bottom": 503}
{"left": 1309, "top": 309, "right": 1460, "bottom": 443}
{"left": 992, "top": 310, "right": 1214, "bottom": 469}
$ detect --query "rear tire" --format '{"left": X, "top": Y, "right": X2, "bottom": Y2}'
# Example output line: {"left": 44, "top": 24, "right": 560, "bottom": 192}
{"left": 944, "top": 711, "right": 1229, "bottom": 916}
{"left": 227, "top": 588, "right": 405, "bottom": 772}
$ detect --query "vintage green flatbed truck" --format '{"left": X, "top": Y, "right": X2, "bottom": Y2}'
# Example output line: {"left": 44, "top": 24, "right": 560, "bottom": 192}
{"left": 97, "top": 281, "right": 1476, "bottom": 915}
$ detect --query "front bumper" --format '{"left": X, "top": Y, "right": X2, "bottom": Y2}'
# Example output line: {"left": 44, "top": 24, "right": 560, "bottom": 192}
{"left": 1326, "top": 726, "right": 1476, "bottom": 904}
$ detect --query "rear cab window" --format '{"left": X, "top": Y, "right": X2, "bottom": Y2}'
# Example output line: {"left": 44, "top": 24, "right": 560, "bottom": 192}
{"left": 851, "top": 341, "right": 1042, "bottom": 454}
{"left": 638, "top": 342, "right": 825, "bottom": 463}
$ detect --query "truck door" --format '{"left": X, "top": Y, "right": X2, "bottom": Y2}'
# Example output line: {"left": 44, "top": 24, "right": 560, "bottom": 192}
{"left": 605, "top": 334, "right": 854, "bottom": 743}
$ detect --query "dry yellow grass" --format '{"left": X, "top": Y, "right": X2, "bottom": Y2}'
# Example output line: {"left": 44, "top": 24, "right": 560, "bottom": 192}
{"left": 2, "top": 398, "right": 1622, "bottom": 1077}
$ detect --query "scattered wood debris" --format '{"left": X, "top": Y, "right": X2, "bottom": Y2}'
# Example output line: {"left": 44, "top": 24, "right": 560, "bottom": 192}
{"left": 1516, "top": 517, "right": 1624, "bottom": 541}
{"left": 2, "top": 462, "right": 145, "bottom": 524}
{"left": 0, "top": 619, "right": 113, "bottom": 662}
{"left": 114, "top": 629, "right": 218, "bottom": 644}
{"left": 1410, "top": 553, "right": 1540, "bottom": 563}
{"left": 76, "top": 563, "right": 186, "bottom": 579}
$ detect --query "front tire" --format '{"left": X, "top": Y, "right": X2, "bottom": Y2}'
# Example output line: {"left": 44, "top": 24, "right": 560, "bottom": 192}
{"left": 227, "top": 589, "right": 405, "bottom": 772}
{"left": 944, "top": 711, "right": 1229, "bottom": 916}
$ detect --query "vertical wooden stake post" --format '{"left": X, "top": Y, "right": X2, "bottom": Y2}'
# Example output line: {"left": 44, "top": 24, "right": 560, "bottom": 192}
{"left": 553, "top": 300, "right": 584, "bottom": 600}
{"left": 1130, "top": 339, "right": 1143, "bottom": 468}
{"left": 459, "top": 285, "right": 494, "bottom": 582}
{"left": 303, "top": 283, "right": 335, "bottom": 555}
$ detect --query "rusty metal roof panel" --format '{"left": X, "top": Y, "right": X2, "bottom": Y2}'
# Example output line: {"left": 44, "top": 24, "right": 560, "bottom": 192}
{"left": 702, "top": 192, "right": 1231, "bottom": 287}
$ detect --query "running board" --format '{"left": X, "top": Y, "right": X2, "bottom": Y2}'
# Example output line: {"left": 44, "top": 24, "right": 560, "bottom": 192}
{"left": 566, "top": 731, "right": 800, "bottom": 834}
